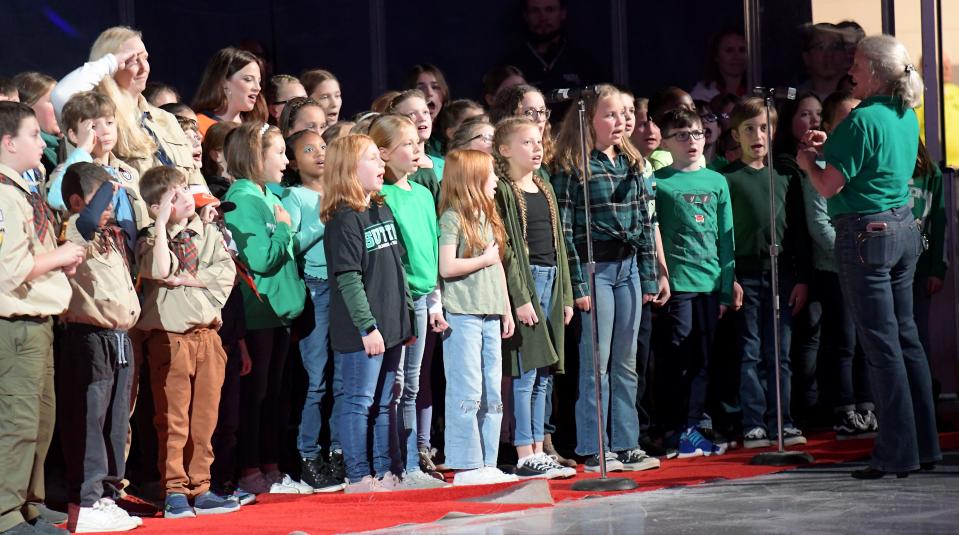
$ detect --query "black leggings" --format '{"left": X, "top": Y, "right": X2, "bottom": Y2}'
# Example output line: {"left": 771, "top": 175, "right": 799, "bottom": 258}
{"left": 237, "top": 326, "right": 291, "bottom": 469}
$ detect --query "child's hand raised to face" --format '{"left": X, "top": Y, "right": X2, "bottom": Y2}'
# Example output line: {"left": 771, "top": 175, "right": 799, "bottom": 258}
{"left": 153, "top": 188, "right": 176, "bottom": 226}
{"left": 76, "top": 119, "right": 98, "bottom": 153}
{"left": 199, "top": 204, "right": 219, "bottom": 224}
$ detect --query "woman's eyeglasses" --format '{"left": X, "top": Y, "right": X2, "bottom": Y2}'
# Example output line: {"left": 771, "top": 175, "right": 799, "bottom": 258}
{"left": 469, "top": 133, "right": 494, "bottom": 144}
{"left": 522, "top": 108, "right": 551, "bottom": 121}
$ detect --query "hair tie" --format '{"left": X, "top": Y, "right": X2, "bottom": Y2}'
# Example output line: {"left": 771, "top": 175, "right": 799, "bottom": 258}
{"left": 259, "top": 123, "right": 270, "bottom": 136}
{"left": 904, "top": 64, "right": 916, "bottom": 74}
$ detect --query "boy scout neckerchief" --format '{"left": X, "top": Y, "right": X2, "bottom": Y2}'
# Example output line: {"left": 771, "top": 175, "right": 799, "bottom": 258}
{"left": 170, "top": 229, "right": 199, "bottom": 276}
{"left": 0, "top": 173, "right": 55, "bottom": 244}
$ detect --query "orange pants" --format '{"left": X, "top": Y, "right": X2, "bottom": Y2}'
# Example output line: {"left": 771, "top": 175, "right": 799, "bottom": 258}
{"left": 147, "top": 329, "right": 226, "bottom": 497}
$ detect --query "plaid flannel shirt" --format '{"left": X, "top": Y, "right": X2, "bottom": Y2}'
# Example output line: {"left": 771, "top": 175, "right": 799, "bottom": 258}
{"left": 552, "top": 150, "right": 659, "bottom": 299}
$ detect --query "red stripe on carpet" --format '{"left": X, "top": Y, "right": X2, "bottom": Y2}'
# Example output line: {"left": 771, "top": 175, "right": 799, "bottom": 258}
{"left": 118, "top": 432, "right": 959, "bottom": 535}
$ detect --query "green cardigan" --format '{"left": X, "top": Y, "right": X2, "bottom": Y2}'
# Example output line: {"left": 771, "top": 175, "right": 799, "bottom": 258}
{"left": 495, "top": 176, "right": 573, "bottom": 377}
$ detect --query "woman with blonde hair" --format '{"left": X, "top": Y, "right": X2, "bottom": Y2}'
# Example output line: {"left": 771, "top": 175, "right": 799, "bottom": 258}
{"left": 51, "top": 26, "right": 203, "bottom": 187}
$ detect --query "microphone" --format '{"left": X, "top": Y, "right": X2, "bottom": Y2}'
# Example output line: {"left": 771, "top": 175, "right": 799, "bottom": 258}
{"left": 545, "top": 86, "right": 599, "bottom": 103}
{"left": 753, "top": 86, "right": 797, "bottom": 100}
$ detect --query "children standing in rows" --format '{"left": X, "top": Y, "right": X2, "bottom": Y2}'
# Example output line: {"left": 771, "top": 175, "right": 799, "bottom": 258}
{"left": 223, "top": 123, "right": 309, "bottom": 494}
{"left": 59, "top": 164, "right": 143, "bottom": 532}
{"left": 438, "top": 149, "right": 518, "bottom": 486}
{"left": 654, "top": 109, "right": 735, "bottom": 457}
{"left": 722, "top": 98, "right": 811, "bottom": 448}
{"left": 0, "top": 102, "right": 84, "bottom": 535}
{"left": 135, "top": 166, "right": 238, "bottom": 518}
{"left": 321, "top": 135, "right": 413, "bottom": 493}
{"left": 492, "top": 117, "right": 576, "bottom": 479}
{"left": 280, "top": 129, "right": 346, "bottom": 491}
{"left": 552, "top": 85, "right": 660, "bottom": 472}
{"left": 369, "top": 115, "right": 450, "bottom": 489}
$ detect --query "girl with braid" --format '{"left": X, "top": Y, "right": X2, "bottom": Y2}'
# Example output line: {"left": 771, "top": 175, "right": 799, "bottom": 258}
{"left": 493, "top": 117, "right": 575, "bottom": 479}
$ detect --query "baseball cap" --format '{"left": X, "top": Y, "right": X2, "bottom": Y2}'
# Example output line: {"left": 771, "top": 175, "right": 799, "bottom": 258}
{"left": 193, "top": 192, "right": 236, "bottom": 212}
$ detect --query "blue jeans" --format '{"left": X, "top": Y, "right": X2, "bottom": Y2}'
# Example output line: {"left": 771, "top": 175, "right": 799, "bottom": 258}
{"left": 513, "top": 265, "right": 556, "bottom": 447}
{"left": 574, "top": 257, "right": 642, "bottom": 456}
{"left": 395, "top": 296, "right": 428, "bottom": 472}
{"left": 834, "top": 206, "right": 941, "bottom": 471}
{"left": 737, "top": 270, "right": 795, "bottom": 432}
{"left": 336, "top": 345, "right": 401, "bottom": 483}
{"left": 297, "top": 277, "right": 342, "bottom": 459}
{"left": 443, "top": 313, "right": 503, "bottom": 469}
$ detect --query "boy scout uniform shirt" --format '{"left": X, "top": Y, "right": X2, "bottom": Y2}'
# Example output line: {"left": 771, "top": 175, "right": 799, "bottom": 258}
{"left": 0, "top": 178, "right": 71, "bottom": 318}
{"left": 135, "top": 215, "right": 236, "bottom": 333}
{"left": 61, "top": 213, "right": 140, "bottom": 330}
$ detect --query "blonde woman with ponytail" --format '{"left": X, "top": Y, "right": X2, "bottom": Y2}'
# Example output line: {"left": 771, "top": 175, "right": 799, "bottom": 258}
{"left": 51, "top": 26, "right": 205, "bottom": 187}
{"left": 797, "top": 34, "right": 941, "bottom": 479}
{"left": 492, "top": 117, "right": 574, "bottom": 479}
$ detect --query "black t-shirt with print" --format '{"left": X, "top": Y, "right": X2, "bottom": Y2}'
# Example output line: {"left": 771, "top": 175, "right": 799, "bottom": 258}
{"left": 325, "top": 202, "right": 412, "bottom": 353}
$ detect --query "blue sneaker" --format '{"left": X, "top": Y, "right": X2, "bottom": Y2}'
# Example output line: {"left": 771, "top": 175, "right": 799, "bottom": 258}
{"left": 194, "top": 491, "right": 240, "bottom": 515}
{"left": 163, "top": 493, "right": 195, "bottom": 519}
{"left": 229, "top": 488, "right": 256, "bottom": 506}
{"left": 678, "top": 427, "right": 722, "bottom": 458}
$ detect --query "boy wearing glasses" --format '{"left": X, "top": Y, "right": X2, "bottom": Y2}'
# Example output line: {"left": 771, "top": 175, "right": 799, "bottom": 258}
{"left": 654, "top": 108, "right": 735, "bottom": 458}
{"left": 722, "top": 97, "right": 811, "bottom": 449}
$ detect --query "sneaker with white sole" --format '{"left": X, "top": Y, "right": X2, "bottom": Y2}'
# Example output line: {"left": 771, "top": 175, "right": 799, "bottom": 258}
{"left": 514, "top": 454, "right": 552, "bottom": 479}
{"left": 162, "top": 493, "right": 195, "bottom": 520}
{"left": 400, "top": 469, "right": 450, "bottom": 489}
{"left": 584, "top": 451, "right": 624, "bottom": 473}
{"left": 452, "top": 466, "right": 519, "bottom": 486}
{"left": 72, "top": 499, "right": 139, "bottom": 532}
{"left": 344, "top": 475, "right": 391, "bottom": 493}
{"left": 194, "top": 491, "right": 240, "bottom": 515}
{"left": 237, "top": 472, "right": 271, "bottom": 495}
{"left": 536, "top": 452, "right": 576, "bottom": 478}
{"left": 617, "top": 448, "right": 661, "bottom": 471}
{"left": 743, "top": 427, "right": 772, "bottom": 448}
{"left": 778, "top": 426, "right": 807, "bottom": 446}
{"left": 266, "top": 472, "right": 314, "bottom": 494}
{"left": 377, "top": 471, "right": 403, "bottom": 490}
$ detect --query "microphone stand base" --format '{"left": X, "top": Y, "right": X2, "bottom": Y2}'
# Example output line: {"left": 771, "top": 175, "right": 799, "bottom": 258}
{"left": 570, "top": 477, "right": 639, "bottom": 492}
{"left": 749, "top": 451, "right": 815, "bottom": 466}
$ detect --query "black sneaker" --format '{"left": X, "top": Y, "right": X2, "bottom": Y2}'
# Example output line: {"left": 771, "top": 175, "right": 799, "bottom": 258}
{"left": 857, "top": 409, "right": 879, "bottom": 437}
{"left": 617, "top": 448, "right": 661, "bottom": 471}
{"left": 639, "top": 436, "right": 667, "bottom": 457}
{"left": 584, "top": 451, "right": 624, "bottom": 473}
{"left": 300, "top": 457, "right": 346, "bottom": 493}
{"left": 834, "top": 410, "right": 866, "bottom": 440}
{"left": 328, "top": 449, "right": 346, "bottom": 482}
{"left": 418, "top": 447, "right": 437, "bottom": 473}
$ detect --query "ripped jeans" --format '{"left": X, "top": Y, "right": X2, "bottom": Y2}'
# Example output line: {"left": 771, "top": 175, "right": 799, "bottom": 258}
{"left": 443, "top": 313, "right": 503, "bottom": 469}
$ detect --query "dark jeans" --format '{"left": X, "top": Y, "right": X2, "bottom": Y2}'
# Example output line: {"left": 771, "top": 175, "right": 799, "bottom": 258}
{"left": 238, "top": 327, "right": 291, "bottom": 469}
{"left": 210, "top": 342, "right": 243, "bottom": 488}
{"left": 814, "top": 269, "right": 872, "bottom": 412}
{"left": 58, "top": 324, "right": 132, "bottom": 506}
{"left": 736, "top": 270, "right": 795, "bottom": 432}
{"left": 790, "top": 292, "right": 821, "bottom": 413}
{"left": 834, "top": 206, "right": 941, "bottom": 471}
{"left": 660, "top": 293, "right": 719, "bottom": 432}
{"left": 635, "top": 302, "right": 653, "bottom": 431}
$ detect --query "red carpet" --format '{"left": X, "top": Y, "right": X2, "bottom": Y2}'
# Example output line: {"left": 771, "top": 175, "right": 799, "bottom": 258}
{"left": 118, "top": 432, "right": 959, "bottom": 535}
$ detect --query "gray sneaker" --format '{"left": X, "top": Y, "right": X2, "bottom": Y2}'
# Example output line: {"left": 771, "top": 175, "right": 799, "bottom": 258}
{"left": 400, "top": 470, "right": 450, "bottom": 489}
{"left": 344, "top": 475, "right": 391, "bottom": 494}
{"left": 377, "top": 471, "right": 403, "bottom": 490}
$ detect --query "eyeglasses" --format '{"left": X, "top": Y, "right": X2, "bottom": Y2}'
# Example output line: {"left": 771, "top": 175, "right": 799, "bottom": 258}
{"left": 664, "top": 130, "right": 705, "bottom": 142}
{"left": 469, "top": 133, "right": 494, "bottom": 144}
{"left": 522, "top": 108, "right": 551, "bottom": 121}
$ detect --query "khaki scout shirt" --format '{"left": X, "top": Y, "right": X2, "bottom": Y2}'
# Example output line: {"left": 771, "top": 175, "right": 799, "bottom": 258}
{"left": 123, "top": 98, "right": 207, "bottom": 191}
{"left": 104, "top": 152, "right": 152, "bottom": 228}
{"left": 61, "top": 214, "right": 140, "bottom": 330}
{"left": 135, "top": 215, "right": 236, "bottom": 333}
{"left": 0, "top": 173, "right": 71, "bottom": 318}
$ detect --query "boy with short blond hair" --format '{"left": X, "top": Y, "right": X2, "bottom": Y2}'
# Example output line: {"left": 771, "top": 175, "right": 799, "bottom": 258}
{"left": 135, "top": 166, "right": 238, "bottom": 519}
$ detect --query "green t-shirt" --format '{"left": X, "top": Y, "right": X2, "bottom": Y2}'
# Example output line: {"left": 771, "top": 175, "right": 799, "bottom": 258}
{"left": 723, "top": 162, "right": 787, "bottom": 263}
{"left": 382, "top": 180, "right": 439, "bottom": 298}
{"left": 438, "top": 210, "right": 504, "bottom": 315}
{"left": 823, "top": 95, "right": 919, "bottom": 217}
{"left": 654, "top": 166, "right": 735, "bottom": 304}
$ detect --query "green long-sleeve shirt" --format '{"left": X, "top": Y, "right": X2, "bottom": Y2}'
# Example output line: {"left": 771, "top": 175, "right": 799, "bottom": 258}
{"left": 654, "top": 166, "right": 735, "bottom": 304}
{"left": 910, "top": 165, "right": 948, "bottom": 280}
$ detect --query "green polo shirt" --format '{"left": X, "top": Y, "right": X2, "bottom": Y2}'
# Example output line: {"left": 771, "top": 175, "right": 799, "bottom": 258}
{"left": 823, "top": 95, "right": 919, "bottom": 217}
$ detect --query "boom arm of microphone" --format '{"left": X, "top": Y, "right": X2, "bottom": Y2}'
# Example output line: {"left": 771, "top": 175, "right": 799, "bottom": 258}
{"left": 546, "top": 85, "right": 600, "bottom": 104}
{"left": 753, "top": 86, "right": 797, "bottom": 101}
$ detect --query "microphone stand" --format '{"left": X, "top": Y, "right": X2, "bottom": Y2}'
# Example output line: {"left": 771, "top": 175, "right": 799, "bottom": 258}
{"left": 749, "top": 86, "right": 814, "bottom": 467}
{"left": 570, "top": 99, "right": 638, "bottom": 492}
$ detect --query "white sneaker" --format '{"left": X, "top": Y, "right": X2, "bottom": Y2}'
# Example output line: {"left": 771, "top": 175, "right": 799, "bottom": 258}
{"left": 100, "top": 498, "right": 143, "bottom": 526}
{"left": 377, "top": 471, "right": 403, "bottom": 490}
{"left": 266, "top": 472, "right": 314, "bottom": 494}
{"left": 344, "top": 475, "right": 392, "bottom": 494}
{"left": 452, "top": 466, "right": 519, "bottom": 486}
{"left": 400, "top": 469, "right": 450, "bottom": 489}
{"left": 73, "top": 499, "right": 139, "bottom": 532}
{"left": 536, "top": 452, "right": 576, "bottom": 479}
